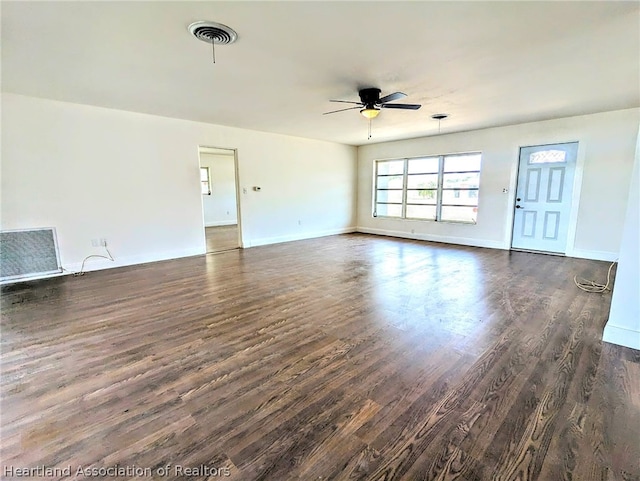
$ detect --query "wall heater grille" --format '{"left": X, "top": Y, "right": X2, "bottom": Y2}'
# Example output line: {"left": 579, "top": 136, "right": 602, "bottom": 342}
{"left": 0, "top": 228, "right": 62, "bottom": 282}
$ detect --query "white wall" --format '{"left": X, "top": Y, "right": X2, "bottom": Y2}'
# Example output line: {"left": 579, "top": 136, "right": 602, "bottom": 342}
{"left": 1, "top": 93, "right": 357, "bottom": 273}
{"left": 2, "top": 92, "right": 635, "bottom": 279}
{"left": 200, "top": 152, "right": 237, "bottom": 227}
{"left": 603, "top": 126, "right": 640, "bottom": 351}
{"left": 357, "top": 108, "right": 640, "bottom": 260}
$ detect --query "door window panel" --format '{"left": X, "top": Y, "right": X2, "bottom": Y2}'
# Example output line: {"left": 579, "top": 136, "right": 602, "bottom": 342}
{"left": 529, "top": 150, "right": 566, "bottom": 164}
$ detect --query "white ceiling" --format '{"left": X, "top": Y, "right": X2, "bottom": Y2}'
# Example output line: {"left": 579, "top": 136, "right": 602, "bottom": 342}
{"left": 2, "top": 1, "right": 639, "bottom": 146}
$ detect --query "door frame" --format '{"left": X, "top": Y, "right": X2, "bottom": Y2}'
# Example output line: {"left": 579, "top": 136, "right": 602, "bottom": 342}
{"left": 508, "top": 140, "right": 586, "bottom": 255}
{"left": 198, "top": 145, "right": 244, "bottom": 250}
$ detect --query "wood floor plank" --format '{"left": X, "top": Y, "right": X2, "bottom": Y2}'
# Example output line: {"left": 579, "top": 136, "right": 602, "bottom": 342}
{"left": 409, "top": 288, "right": 584, "bottom": 480}
{"left": 1, "top": 233, "right": 637, "bottom": 480}
{"left": 205, "top": 225, "right": 239, "bottom": 253}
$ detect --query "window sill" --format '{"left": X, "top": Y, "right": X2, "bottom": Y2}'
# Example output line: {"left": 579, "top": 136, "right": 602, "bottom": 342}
{"left": 373, "top": 215, "right": 477, "bottom": 226}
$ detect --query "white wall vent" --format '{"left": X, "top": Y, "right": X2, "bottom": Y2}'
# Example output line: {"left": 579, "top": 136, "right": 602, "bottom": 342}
{"left": 0, "top": 228, "right": 62, "bottom": 283}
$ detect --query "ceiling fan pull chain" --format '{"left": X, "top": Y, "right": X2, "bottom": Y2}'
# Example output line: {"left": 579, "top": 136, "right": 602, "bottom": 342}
{"left": 211, "top": 41, "right": 216, "bottom": 64}
{"left": 368, "top": 118, "right": 372, "bottom": 140}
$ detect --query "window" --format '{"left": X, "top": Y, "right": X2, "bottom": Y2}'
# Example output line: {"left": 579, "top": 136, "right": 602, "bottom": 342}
{"left": 374, "top": 152, "right": 481, "bottom": 223}
{"left": 529, "top": 149, "right": 566, "bottom": 164}
{"left": 200, "top": 167, "right": 211, "bottom": 195}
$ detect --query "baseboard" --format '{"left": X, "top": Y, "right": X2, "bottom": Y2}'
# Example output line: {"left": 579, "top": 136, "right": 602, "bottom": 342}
{"left": 602, "top": 324, "right": 640, "bottom": 350}
{"left": 62, "top": 246, "right": 204, "bottom": 274}
{"left": 248, "top": 227, "right": 357, "bottom": 248}
{"left": 567, "top": 249, "right": 618, "bottom": 262}
{"left": 205, "top": 221, "right": 238, "bottom": 227}
{"left": 356, "top": 227, "right": 507, "bottom": 250}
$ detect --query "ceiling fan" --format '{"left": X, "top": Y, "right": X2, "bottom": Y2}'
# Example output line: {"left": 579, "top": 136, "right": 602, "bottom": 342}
{"left": 324, "top": 88, "right": 421, "bottom": 119}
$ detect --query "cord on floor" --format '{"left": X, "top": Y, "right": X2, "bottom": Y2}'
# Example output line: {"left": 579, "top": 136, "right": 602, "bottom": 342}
{"left": 574, "top": 260, "right": 616, "bottom": 293}
{"left": 62, "top": 245, "right": 115, "bottom": 277}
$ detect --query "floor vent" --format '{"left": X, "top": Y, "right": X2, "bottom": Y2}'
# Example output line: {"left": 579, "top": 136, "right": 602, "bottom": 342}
{"left": 0, "top": 228, "right": 62, "bottom": 283}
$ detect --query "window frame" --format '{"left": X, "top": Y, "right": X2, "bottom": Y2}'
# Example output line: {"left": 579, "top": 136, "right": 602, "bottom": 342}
{"left": 373, "top": 152, "right": 481, "bottom": 224}
{"left": 374, "top": 160, "right": 405, "bottom": 218}
{"left": 200, "top": 166, "right": 211, "bottom": 196}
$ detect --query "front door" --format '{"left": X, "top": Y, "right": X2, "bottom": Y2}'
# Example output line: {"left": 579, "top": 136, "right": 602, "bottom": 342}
{"left": 511, "top": 142, "right": 578, "bottom": 254}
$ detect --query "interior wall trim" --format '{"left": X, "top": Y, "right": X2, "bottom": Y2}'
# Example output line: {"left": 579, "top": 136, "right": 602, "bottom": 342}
{"left": 603, "top": 324, "right": 640, "bottom": 351}
{"left": 356, "top": 226, "right": 507, "bottom": 250}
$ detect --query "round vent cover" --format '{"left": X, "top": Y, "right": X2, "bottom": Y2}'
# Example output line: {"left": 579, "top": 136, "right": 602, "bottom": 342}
{"left": 188, "top": 21, "right": 238, "bottom": 45}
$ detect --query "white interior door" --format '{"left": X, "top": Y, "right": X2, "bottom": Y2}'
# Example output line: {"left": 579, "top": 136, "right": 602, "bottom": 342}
{"left": 511, "top": 142, "right": 578, "bottom": 254}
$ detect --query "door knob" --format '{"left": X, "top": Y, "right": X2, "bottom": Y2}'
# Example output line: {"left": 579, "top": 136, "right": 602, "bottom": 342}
{"left": 515, "top": 205, "right": 522, "bottom": 209}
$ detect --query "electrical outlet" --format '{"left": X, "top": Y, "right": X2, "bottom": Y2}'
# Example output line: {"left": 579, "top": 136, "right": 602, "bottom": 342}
{"left": 242, "top": 187, "right": 247, "bottom": 194}
{"left": 298, "top": 220, "right": 302, "bottom": 226}
{"left": 91, "top": 239, "right": 99, "bottom": 247}
{"left": 99, "top": 238, "right": 107, "bottom": 247}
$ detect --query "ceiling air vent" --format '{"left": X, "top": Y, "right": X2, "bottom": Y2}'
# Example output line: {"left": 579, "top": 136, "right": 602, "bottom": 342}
{"left": 188, "top": 21, "right": 237, "bottom": 64}
{"left": 188, "top": 21, "right": 238, "bottom": 46}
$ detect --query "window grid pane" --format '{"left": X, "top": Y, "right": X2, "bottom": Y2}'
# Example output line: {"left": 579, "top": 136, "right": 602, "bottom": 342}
{"left": 406, "top": 204, "right": 436, "bottom": 220}
{"left": 377, "top": 160, "right": 404, "bottom": 175}
{"left": 442, "top": 188, "right": 479, "bottom": 206}
{"left": 408, "top": 157, "right": 440, "bottom": 174}
{"left": 376, "top": 189, "right": 404, "bottom": 204}
{"left": 444, "top": 154, "right": 482, "bottom": 172}
{"left": 440, "top": 206, "right": 478, "bottom": 223}
{"left": 407, "top": 174, "right": 438, "bottom": 189}
{"left": 376, "top": 203, "right": 403, "bottom": 217}
{"left": 443, "top": 172, "right": 480, "bottom": 189}
{"left": 407, "top": 189, "right": 437, "bottom": 204}
{"left": 377, "top": 175, "right": 404, "bottom": 189}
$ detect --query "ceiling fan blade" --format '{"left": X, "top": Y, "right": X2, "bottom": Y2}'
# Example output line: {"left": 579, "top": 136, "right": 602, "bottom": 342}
{"left": 323, "top": 106, "right": 362, "bottom": 115}
{"left": 378, "top": 92, "right": 407, "bottom": 104}
{"left": 380, "top": 103, "right": 422, "bottom": 110}
{"left": 329, "top": 100, "right": 363, "bottom": 105}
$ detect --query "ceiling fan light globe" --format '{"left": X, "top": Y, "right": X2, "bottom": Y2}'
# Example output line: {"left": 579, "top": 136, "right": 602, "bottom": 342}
{"left": 360, "top": 107, "right": 380, "bottom": 119}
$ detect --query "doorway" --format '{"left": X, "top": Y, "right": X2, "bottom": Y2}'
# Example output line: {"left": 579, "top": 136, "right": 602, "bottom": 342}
{"left": 198, "top": 146, "right": 241, "bottom": 253}
{"left": 511, "top": 142, "right": 578, "bottom": 254}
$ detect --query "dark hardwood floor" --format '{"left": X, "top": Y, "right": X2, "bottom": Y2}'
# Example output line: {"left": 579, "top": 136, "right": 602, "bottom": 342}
{"left": 1, "top": 233, "right": 638, "bottom": 480}
{"left": 206, "top": 225, "right": 239, "bottom": 253}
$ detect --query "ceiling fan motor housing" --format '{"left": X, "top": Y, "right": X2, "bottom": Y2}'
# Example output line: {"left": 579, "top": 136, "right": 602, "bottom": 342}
{"left": 359, "top": 88, "right": 382, "bottom": 107}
